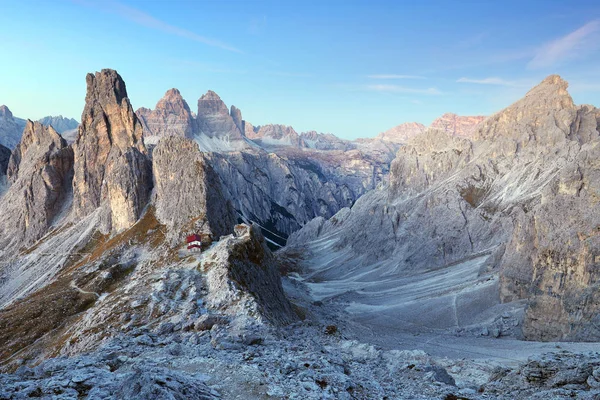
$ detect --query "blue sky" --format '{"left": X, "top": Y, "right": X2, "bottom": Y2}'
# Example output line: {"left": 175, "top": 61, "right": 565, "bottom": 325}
{"left": 1, "top": 0, "right": 600, "bottom": 139}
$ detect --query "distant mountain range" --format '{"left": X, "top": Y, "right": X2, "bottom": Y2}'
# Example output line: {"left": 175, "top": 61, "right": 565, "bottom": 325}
{"left": 0, "top": 107, "right": 79, "bottom": 149}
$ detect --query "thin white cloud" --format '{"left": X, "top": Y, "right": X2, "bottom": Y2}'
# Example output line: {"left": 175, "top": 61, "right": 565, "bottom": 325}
{"left": 75, "top": 0, "right": 243, "bottom": 53}
{"left": 365, "top": 84, "right": 442, "bottom": 95}
{"left": 268, "top": 71, "right": 313, "bottom": 78}
{"left": 528, "top": 20, "right": 600, "bottom": 69}
{"left": 368, "top": 74, "right": 426, "bottom": 80}
{"left": 457, "top": 77, "right": 517, "bottom": 86}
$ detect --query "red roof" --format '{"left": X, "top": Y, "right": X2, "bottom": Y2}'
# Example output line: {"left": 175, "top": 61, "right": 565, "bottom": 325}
{"left": 186, "top": 234, "right": 202, "bottom": 243}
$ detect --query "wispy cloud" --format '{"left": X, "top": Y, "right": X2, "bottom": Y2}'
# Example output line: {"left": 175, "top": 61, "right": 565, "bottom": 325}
{"left": 268, "top": 71, "right": 313, "bottom": 78}
{"left": 365, "top": 84, "right": 442, "bottom": 95}
{"left": 528, "top": 20, "right": 600, "bottom": 69}
{"left": 248, "top": 15, "right": 267, "bottom": 35}
{"left": 75, "top": 0, "right": 243, "bottom": 53}
{"left": 457, "top": 77, "right": 518, "bottom": 86}
{"left": 368, "top": 74, "right": 426, "bottom": 80}
{"left": 456, "top": 31, "right": 488, "bottom": 49}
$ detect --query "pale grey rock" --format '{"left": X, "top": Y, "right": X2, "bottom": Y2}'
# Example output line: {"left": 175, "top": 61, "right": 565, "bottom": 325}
{"left": 37, "top": 115, "right": 79, "bottom": 134}
{"left": 72, "top": 69, "right": 152, "bottom": 233}
{"left": 207, "top": 148, "right": 381, "bottom": 240}
{"left": 300, "top": 130, "right": 355, "bottom": 151}
{"left": 0, "top": 105, "right": 26, "bottom": 149}
{"left": 152, "top": 136, "right": 236, "bottom": 244}
{"left": 286, "top": 75, "right": 600, "bottom": 341}
{"left": 194, "top": 314, "right": 226, "bottom": 331}
{"left": 0, "top": 121, "right": 73, "bottom": 252}
{"left": 204, "top": 224, "right": 296, "bottom": 324}
{"left": 195, "top": 90, "right": 250, "bottom": 151}
{"left": 245, "top": 124, "right": 306, "bottom": 148}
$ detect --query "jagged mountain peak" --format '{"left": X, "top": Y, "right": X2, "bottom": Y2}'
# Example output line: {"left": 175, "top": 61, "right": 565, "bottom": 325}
{"left": 37, "top": 115, "right": 79, "bottom": 134}
{"left": 85, "top": 69, "right": 129, "bottom": 107}
{"left": 201, "top": 89, "right": 222, "bottom": 100}
{"left": 0, "top": 105, "right": 13, "bottom": 118}
{"left": 155, "top": 88, "right": 192, "bottom": 113}
{"left": 164, "top": 87, "right": 182, "bottom": 97}
{"left": 197, "top": 90, "right": 229, "bottom": 116}
{"left": 522, "top": 74, "right": 574, "bottom": 108}
{"left": 73, "top": 68, "right": 151, "bottom": 233}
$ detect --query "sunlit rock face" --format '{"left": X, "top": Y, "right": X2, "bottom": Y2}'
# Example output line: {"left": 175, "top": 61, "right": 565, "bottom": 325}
{"left": 430, "top": 113, "right": 485, "bottom": 138}
{"left": 136, "top": 88, "right": 196, "bottom": 144}
{"left": 72, "top": 69, "right": 152, "bottom": 233}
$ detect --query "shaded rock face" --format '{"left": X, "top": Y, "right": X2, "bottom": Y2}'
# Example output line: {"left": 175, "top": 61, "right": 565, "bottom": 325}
{"left": 37, "top": 115, "right": 79, "bottom": 134}
{"left": 207, "top": 148, "right": 379, "bottom": 242}
{"left": 195, "top": 91, "right": 248, "bottom": 151}
{"left": 287, "top": 75, "right": 600, "bottom": 341}
{"left": 0, "top": 121, "right": 73, "bottom": 251}
{"left": 152, "top": 136, "right": 236, "bottom": 244}
{"left": 430, "top": 113, "right": 485, "bottom": 137}
{"left": 0, "top": 144, "right": 10, "bottom": 177}
{"left": 72, "top": 69, "right": 152, "bottom": 233}
{"left": 205, "top": 224, "right": 296, "bottom": 324}
{"left": 0, "top": 105, "right": 27, "bottom": 149}
{"left": 230, "top": 105, "right": 244, "bottom": 135}
{"left": 376, "top": 122, "right": 426, "bottom": 144}
{"left": 136, "top": 88, "right": 195, "bottom": 144}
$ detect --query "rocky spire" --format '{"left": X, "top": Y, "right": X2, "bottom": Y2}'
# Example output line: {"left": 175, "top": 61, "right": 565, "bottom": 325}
{"left": 72, "top": 69, "right": 151, "bottom": 233}
{"left": 230, "top": 105, "right": 244, "bottom": 136}
{"left": 0, "top": 121, "right": 73, "bottom": 250}
{"left": 136, "top": 88, "right": 195, "bottom": 140}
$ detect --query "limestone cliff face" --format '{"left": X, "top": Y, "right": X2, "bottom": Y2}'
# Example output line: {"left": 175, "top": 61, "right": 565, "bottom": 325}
{"left": 152, "top": 136, "right": 236, "bottom": 244}
{"left": 72, "top": 69, "right": 151, "bottom": 233}
{"left": 195, "top": 91, "right": 249, "bottom": 151}
{"left": 287, "top": 75, "right": 600, "bottom": 341}
{"left": 376, "top": 122, "right": 426, "bottom": 143}
{"left": 207, "top": 147, "right": 379, "bottom": 241}
{"left": 136, "top": 88, "right": 195, "bottom": 143}
{"left": 430, "top": 113, "right": 485, "bottom": 137}
{"left": 0, "top": 121, "right": 73, "bottom": 251}
{"left": 0, "top": 105, "right": 26, "bottom": 149}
